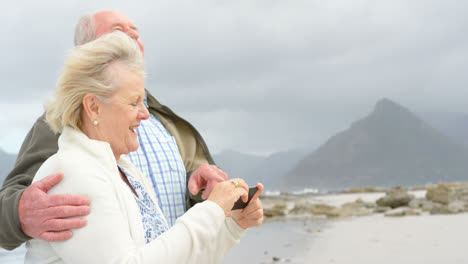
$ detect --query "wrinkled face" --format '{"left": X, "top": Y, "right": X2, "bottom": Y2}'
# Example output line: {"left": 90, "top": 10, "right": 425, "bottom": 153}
{"left": 97, "top": 66, "right": 149, "bottom": 158}
{"left": 93, "top": 10, "right": 145, "bottom": 54}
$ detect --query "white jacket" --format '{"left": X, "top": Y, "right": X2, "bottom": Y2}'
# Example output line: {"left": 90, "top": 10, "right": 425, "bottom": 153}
{"left": 25, "top": 127, "right": 245, "bottom": 264}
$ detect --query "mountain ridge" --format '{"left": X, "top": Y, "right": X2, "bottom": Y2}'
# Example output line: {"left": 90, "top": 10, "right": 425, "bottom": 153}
{"left": 286, "top": 98, "right": 468, "bottom": 190}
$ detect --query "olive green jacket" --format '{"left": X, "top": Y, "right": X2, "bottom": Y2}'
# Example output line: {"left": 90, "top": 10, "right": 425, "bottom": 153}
{"left": 0, "top": 91, "right": 215, "bottom": 250}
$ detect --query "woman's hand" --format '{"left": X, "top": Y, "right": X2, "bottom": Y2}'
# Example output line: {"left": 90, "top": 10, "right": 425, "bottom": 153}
{"left": 207, "top": 178, "right": 249, "bottom": 216}
{"left": 231, "top": 183, "right": 264, "bottom": 229}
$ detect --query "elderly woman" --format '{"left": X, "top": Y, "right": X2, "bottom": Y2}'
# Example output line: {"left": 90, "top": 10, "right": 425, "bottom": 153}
{"left": 25, "top": 31, "right": 264, "bottom": 263}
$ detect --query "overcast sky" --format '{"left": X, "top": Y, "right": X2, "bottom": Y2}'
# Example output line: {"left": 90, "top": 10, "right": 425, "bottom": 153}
{"left": 1, "top": 0, "right": 467, "bottom": 156}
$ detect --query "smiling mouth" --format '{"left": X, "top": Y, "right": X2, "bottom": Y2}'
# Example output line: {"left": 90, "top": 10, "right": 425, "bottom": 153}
{"left": 130, "top": 126, "right": 138, "bottom": 134}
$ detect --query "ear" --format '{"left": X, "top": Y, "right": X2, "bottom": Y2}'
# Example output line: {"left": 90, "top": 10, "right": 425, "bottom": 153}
{"left": 82, "top": 94, "right": 102, "bottom": 122}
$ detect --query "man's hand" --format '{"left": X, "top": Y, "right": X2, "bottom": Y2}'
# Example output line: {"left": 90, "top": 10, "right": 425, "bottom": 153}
{"left": 188, "top": 164, "right": 228, "bottom": 199}
{"left": 18, "top": 172, "right": 91, "bottom": 242}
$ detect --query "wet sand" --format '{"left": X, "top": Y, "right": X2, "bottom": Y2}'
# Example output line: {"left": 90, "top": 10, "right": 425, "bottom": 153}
{"left": 306, "top": 213, "right": 468, "bottom": 264}
{"left": 222, "top": 218, "right": 328, "bottom": 264}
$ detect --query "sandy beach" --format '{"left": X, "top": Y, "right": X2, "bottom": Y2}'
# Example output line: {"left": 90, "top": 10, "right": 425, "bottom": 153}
{"left": 306, "top": 213, "right": 468, "bottom": 264}
{"left": 2, "top": 190, "right": 468, "bottom": 264}
{"left": 223, "top": 213, "right": 468, "bottom": 264}
{"left": 221, "top": 218, "right": 328, "bottom": 264}
{"left": 225, "top": 190, "right": 468, "bottom": 264}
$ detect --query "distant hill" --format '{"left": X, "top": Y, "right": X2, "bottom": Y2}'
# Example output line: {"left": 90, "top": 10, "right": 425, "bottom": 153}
{"left": 252, "top": 150, "right": 307, "bottom": 189}
{"left": 213, "top": 149, "right": 306, "bottom": 188}
{"left": 420, "top": 112, "right": 468, "bottom": 146}
{"left": 213, "top": 149, "right": 265, "bottom": 186}
{"left": 286, "top": 98, "right": 468, "bottom": 191}
{"left": 0, "top": 149, "right": 16, "bottom": 184}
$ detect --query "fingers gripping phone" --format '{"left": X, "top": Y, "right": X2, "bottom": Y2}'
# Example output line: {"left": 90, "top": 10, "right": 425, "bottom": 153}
{"left": 232, "top": 187, "right": 258, "bottom": 210}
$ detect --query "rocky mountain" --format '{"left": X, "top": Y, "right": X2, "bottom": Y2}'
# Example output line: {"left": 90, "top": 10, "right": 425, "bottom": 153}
{"left": 213, "top": 149, "right": 306, "bottom": 188}
{"left": 286, "top": 98, "right": 468, "bottom": 191}
{"left": 420, "top": 112, "right": 468, "bottom": 146}
{"left": 0, "top": 149, "right": 16, "bottom": 184}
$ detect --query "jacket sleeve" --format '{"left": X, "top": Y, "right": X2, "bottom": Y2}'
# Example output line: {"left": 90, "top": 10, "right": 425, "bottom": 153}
{"left": 0, "top": 114, "right": 59, "bottom": 250}
{"left": 137, "top": 201, "right": 245, "bottom": 264}
{"left": 42, "top": 157, "right": 244, "bottom": 264}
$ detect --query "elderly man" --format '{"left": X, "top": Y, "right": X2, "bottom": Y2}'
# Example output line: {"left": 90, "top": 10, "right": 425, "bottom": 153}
{"left": 0, "top": 10, "right": 228, "bottom": 250}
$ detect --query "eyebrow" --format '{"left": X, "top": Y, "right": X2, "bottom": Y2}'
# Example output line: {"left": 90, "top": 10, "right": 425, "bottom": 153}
{"left": 112, "top": 23, "right": 139, "bottom": 32}
{"left": 130, "top": 94, "right": 144, "bottom": 101}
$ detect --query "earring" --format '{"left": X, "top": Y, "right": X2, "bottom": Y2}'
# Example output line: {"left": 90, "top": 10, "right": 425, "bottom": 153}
{"left": 93, "top": 120, "right": 99, "bottom": 126}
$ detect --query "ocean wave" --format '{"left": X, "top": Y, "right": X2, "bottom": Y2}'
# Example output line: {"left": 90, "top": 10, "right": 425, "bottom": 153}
{"left": 263, "top": 188, "right": 323, "bottom": 197}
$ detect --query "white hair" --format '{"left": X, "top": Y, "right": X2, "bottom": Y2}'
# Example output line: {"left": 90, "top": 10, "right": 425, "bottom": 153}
{"left": 46, "top": 31, "right": 145, "bottom": 133}
{"left": 74, "top": 14, "right": 97, "bottom": 46}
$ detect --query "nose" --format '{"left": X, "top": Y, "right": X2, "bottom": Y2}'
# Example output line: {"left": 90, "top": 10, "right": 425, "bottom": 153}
{"left": 138, "top": 104, "right": 150, "bottom": 120}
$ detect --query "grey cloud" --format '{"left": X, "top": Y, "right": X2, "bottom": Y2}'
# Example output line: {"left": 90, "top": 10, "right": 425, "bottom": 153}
{"left": 1, "top": 0, "right": 468, "bottom": 154}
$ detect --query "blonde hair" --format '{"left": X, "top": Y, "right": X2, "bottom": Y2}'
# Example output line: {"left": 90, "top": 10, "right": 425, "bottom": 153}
{"left": 46, "top": 31, "right": 145, "bottom": 133}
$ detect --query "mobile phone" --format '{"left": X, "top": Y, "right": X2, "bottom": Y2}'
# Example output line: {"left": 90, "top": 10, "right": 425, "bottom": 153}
{"left": 232, "top": 187, "right": 258, "bottom": 210}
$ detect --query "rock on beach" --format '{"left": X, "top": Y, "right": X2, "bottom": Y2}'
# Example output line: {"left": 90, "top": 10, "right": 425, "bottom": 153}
{"left": 262, "top": 182, "right": 468, "bottom": 219}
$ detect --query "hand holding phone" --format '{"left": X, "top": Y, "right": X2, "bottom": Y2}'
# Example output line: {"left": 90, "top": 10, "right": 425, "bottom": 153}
{"left": 232, "top": 187, "right": 258, "bottom": 210}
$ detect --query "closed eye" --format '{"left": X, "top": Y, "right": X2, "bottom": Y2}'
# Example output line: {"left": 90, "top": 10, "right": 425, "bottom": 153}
{"left": 112, "top": 25, "right": 124, "bottom": 32}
